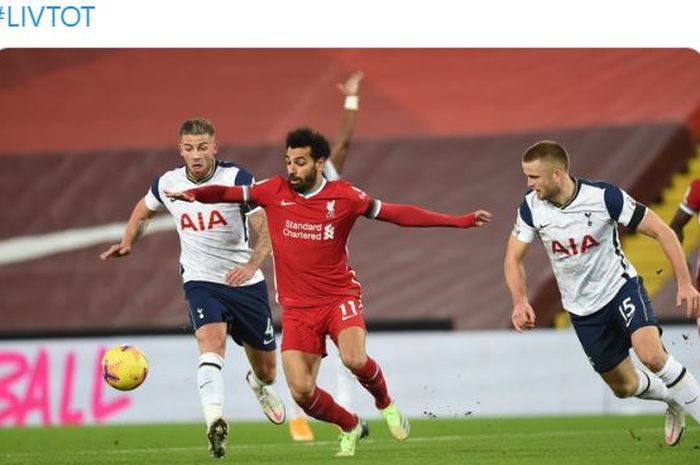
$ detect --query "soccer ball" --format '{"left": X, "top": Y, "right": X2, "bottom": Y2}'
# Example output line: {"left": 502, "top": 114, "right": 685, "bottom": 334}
{"left": 102, "top": 344, "right": 149, "bottom": 391}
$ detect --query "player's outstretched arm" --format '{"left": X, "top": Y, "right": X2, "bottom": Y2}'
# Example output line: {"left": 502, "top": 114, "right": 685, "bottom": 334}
{"left": 373, "top": 201, "right": 492, "bottom": 228}
{"left": 504, "top": 234, "right": 536, "bottom": 332}
{"left": 637, "top": 209, "right": 700, "bottom": 318}
{"left": 165, "top": 185, "right": 246, "bottom": 204}
{"left": 99, "top": 197, "right": 156, "bottom": 260}
{"left": 329, "top": 71, "right": 364, "bottom": 175}
{"left": 226, "top": 209, "right": 271, "bottom": 286}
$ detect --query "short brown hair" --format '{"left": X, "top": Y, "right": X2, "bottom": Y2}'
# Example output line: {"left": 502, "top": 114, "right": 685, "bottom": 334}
{"left": 522, "top": 140, "right": 569, "bottom": 170}
{"left": 179, "top": 118, "right": 215, "bottom": 137}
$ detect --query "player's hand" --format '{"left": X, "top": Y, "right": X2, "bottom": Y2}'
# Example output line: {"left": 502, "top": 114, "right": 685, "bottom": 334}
{"left": 164, "top": 190, "right": 196, "bottom": 202}
{"left": 512, "top": 302, "right": 536, "bottom": 332}
{"left": 338, "top": 71, "right": 363, "bottom": 96}
{"left": 100, "top": 243, "right": 131, "bottom": 260}
{"left": 676, "top": 282, "right": 700, "bottom": 318}
{"left": 226, "top": 264, "right": 257, "bottom": 286}
{"left": 472, "top": 209, "right": 492, "bottom": 227}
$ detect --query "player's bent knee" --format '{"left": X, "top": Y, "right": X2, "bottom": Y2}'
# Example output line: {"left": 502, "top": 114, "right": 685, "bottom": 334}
{"left": 289, "top": 382, "right": 316, "bottom": 404}
{"left": 196, "top": 335, "right": 226, "bottom": 355}
{"left": 252, "top": 364, "right": 276, "bottom": 385}
{"left": 195, "top": 325, "right": 227, "bottom": 354}
{"left": 340, "top": 353, "right": 367, "bottom": 372}
{"left": 637, "top": 353, "right": 667, "bottom": 373}
{"left": 609, "top": 381, "right": 636, "bottom": 398}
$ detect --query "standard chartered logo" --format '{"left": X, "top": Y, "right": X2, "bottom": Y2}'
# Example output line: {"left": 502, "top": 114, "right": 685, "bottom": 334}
{"left": 283, "top": 220, "right": 334, "bottom": 241}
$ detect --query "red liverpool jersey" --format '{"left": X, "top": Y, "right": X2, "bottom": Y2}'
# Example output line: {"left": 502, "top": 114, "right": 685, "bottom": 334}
{"left": 249, "top": 176, "right": 378, "bottom": 308}
{"left": 681, "top": 178, "right": 700, "bottom": 215}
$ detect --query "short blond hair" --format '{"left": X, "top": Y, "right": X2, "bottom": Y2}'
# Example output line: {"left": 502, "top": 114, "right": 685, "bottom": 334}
{"left": 522, "top": 140, "right": 569, "bottom": 170}
{"left": 179, "top": 118, "right": 215, "bottom": 137}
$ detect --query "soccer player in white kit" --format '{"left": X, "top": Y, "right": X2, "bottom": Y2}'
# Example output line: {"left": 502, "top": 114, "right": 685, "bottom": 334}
{"left": 100, "top": 118, "right": 285, "bottom": 458}
{"left": 504, "top": 140, "right": 700, "bottom": 446}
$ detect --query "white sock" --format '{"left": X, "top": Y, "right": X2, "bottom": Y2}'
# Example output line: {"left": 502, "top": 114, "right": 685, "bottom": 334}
{"left": 656, "top": 355, "right": 700, "bottom": 423}
{"left": 634, "top": 368, "right": 670, "bottom": 402}
{"left": 198, "top": 352, "right": 225, "bottom": 427}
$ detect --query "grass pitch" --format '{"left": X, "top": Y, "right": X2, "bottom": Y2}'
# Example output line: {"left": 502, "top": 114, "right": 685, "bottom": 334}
{"left": 1, "top": 415, "right": 699, "bottom": 464}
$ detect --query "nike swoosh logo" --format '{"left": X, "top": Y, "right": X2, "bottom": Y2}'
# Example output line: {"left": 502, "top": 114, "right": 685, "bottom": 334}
{"left": 539, "top": 223, "right": 551, "bottom": 229}
{"left": 264, "top": 337, "right": 275, "bottom": 345}
{"left": 280, "top": 200, "right": 296, "bottom": 206}
{"left": 199, "top": 380, "right": 214, "bottom": 389}
{"left": 684, "top": 395, "right": 698, "bottom": 405}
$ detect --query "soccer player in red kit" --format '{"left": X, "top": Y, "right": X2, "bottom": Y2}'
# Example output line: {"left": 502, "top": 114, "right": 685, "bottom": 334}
{"left": 167, "top": 128, "right": 492, "bottom": 457}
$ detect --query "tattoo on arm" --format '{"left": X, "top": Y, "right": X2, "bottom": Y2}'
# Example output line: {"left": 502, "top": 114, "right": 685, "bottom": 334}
{"left": 247, "top": 210, "right": 272, "bottom": 269}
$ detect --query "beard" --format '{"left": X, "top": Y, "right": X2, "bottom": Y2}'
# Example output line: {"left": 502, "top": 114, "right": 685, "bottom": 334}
{"left": 538, "top": 184, "right": 560, "bottom": 202}
{"left": 289, "top": 171, "right": 318, "bottom": 193}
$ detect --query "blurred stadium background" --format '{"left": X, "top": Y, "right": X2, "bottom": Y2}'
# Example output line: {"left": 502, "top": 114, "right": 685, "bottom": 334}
{"left": 2, "top": 49, "right": 700, "bottom": 436}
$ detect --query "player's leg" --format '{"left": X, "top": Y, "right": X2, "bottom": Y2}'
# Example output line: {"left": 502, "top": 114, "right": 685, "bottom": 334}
{"left": 632, "top": 326, "right": 700, "bottom": 440}
{"left": 599, "top": 355, "right": 671, "bottom": 400}
{"left": 243, "top": 343, "right": 286, "bottom": 424}
{"left": 331, "top": 297, "right": 409, "bottom": 441}
{"left": 223, "top": 280, "right": 286, "bottom": 425}
{"left": 282, "top": 349, "right": 367, "bottom": 456}
{"left": 185, "top": 281, "right": 236, "bottom": 458}
{"left": 599, "top": 355, "right": 684, "bottom": 446}
{"left": 570, "top": 280, "right": 683, "bottom": 446}
{"left": 623, "top": 278, "right": 700, "bottom": 438}
{"left": 620, "top": 277, "right": 697, "bottom": 444}
{"left": 282, "top": 306, "right": 366, "bottom": 456}
{"left": 195, "top": 322, "right": 228, "bottom": 422}
{"left": 194, "top": 322, "right": 229, "bottom": 458}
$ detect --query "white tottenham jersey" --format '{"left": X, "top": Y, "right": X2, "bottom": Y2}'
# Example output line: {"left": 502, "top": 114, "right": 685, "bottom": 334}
{"left": 512, "top": 178, "right": 647, "bottom": 316}
{"left": 144, "top": 160, "right": 264, "bottom": 287}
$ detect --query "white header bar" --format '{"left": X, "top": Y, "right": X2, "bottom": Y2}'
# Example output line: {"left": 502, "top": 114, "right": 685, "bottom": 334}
{"left": 0, "top": 1, "right": 698, "bottom": 49}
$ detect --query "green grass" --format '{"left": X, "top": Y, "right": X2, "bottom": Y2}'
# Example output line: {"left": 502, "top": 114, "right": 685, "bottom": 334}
{"left": 1, "top": 415, "right": 699, "bottom": 464}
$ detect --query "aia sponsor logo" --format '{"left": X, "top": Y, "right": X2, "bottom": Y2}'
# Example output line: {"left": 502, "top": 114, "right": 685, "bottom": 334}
{"left": 180, "top": 210, "right": 228, "bottom": 231}
{"left": 551, "top": 235, "right": 599, "bottom": 256}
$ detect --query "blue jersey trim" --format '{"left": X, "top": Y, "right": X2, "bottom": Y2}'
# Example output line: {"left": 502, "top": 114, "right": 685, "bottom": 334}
{"left": 579, "top": 179, "right": 623, "bottom": 221}
{"left": 150, "top": 176, "right": 163, "bottom": 204}
{"left": 217, "top": 160, "right": 239, "bottom": 169}
{"left": 234, "top": 168, "right": 254, "bottom": 186}
{"left": 603, "top": 185, "right": 623, "bottom": 222}
{"left": 518, "top": 198, "right": 534, "bottom": 228}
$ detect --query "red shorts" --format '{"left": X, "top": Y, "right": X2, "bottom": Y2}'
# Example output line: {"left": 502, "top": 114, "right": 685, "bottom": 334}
{"left": 281, "top": 296, "right": 366, "bottom": 356}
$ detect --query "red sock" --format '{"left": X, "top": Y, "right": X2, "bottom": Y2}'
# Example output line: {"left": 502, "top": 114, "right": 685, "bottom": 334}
{"left": 352, "top": 357, "right": 392, "bottom": 409}
{"left": 297, "top": 387, "right": 358, "bottom": 432}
